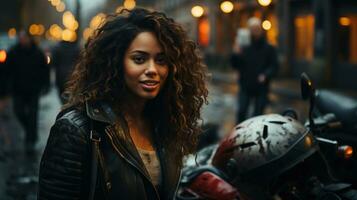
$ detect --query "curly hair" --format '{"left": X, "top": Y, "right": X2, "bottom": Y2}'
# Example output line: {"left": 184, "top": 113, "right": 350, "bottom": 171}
{"left": 64, "top": 8, "right": 208, "bottom": 164}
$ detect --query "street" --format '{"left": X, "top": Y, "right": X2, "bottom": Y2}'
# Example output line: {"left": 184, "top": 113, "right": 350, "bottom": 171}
{"left": 0, "top": 70, "right": 307, "bottom": 199}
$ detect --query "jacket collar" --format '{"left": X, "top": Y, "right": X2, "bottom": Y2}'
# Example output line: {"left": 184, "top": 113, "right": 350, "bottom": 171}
{"left": 85, "top": 100, "right": 117, "bottom": 125}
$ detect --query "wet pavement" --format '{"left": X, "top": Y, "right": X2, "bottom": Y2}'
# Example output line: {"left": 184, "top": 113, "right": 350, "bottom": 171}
{"left": 0, "top": 69, "right": 309, "bottom": 199}
{"left": 0, "top": 86, "right": 61, "bottom": 200}
{"left": 203, "top": 70, "right": 309, "bottom": 138}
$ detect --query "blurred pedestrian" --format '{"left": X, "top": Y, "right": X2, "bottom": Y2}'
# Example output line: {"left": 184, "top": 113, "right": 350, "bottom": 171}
{"left": 0, "top": 60, "right": 11, "bottom": 100}
{"left": 51, "top": 40, "right": 80, "bottom": 103}
{"left": 230, "top": 17, "right": 279, "bottom": 123}
{"left": 38, "top": 8, "right": 208, "bottom": 200}
{"left": 6, "top": 30, "right": 49, "bottom": 154}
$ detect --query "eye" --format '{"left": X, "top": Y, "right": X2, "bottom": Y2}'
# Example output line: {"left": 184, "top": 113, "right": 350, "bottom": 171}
{"left": 132, "top": 55, "right": 146, "bottom": 64}
{"left": 155, "top": 55, "right": 167, "bottom": 65}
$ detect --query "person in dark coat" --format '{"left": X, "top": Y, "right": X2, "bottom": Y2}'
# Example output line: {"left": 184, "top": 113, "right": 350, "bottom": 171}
{"left": 6, "top": 30, "right": 49, "bottom": 153}
{"left": 51, "top": 40, "right": 80, "bottom": 103}
{"left": 0, "top": 57, "right": 11, "bottom": 99}
{"left": 38, "top": 8, "right": 208, "bottom": 200}
{"left": 230, "top": 17, "right": 279, "bottom": 123}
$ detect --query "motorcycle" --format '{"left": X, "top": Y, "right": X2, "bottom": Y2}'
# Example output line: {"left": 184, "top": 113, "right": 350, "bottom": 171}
{"left": 176, "top": 73, "right": 357, "bottom": 200}
{"left": 304, "top": 81, "right": 357, "bottom": 187}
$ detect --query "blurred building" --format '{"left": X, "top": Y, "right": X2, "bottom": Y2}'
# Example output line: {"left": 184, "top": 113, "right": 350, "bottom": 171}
{"left": 279, "top": 0, "right": 357, "bottom": 90}
{"left": 156, "top": 0, "right": 357, "bottom": 90}
{"left": 2, "top": 0, "right": 356, "bottom": 89}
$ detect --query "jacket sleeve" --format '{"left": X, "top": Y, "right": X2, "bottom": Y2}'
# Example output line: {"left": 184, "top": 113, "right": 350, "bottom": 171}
{"left": 38, "top": 118, "right": 90, "bottom": 200}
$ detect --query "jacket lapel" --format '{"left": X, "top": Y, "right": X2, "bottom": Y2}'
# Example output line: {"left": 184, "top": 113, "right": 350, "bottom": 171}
{"left": 86, "top": 101, "right": 181, "bottom": 199}
{"left": 86, "top": 101, "right": 151, "bottom": 176}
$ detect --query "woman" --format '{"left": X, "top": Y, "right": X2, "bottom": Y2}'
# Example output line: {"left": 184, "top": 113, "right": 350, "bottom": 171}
{"left": 38, "top": 8, "right": 208, "bottom": 200}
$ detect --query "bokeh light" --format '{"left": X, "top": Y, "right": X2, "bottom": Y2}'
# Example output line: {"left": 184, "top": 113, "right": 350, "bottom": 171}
{"left": 50, "top": 24, "right": 63, "bottom": 40}
{"left": 29, "top": 24, "right": 39, "bottom": 35}
{"left": 191, "top": 5, "right": 204, "bottom": 18}
{"left": 257, "top": 0, "right": 272, "bottom": 7}
{"left": 220, "top": 1, "right": 234, "bottom": 14}
{"left": 63, "top": 11, "right": 78, "bottom": 31}
{"left": 37, "top": 24, "right": 45, "bottom": 35}
{"left": 83, "top": 27, "right": 94, "bottom": 41}
{"left": 8, "top": 28, "right": 16, "bottom": 38}
{"left": 124, "top": 0, "right": 136, "bottom": 10}
{"left": 90, "top": 13, "right": 106, "bottom": 30}
{"left": 56, "top": 2, "right": 66, "bottom": 12}
{"left": 340, "top": 17, "right": 351, "bottom": 26}
{"left": 0, "top": 50, "right": 7, "bottom": 63}
{"left": 62, "top": 29, "right": 77, "bottom": 42}
{"left": 51, "top": 0, "right": 61, "bottom": 7}
{"left": 262, "top": 20, "right": 272, "bottom": 30}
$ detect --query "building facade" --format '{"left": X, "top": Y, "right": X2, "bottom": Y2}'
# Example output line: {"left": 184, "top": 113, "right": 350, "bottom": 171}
{"left": 280, "top": 0, "right": 357, "bottom": 89}
{"left": 156, "top": 0, "right": 357, "bottom": 90}
{"left": 3, "top": 0, "right": 356, "bottom": 89}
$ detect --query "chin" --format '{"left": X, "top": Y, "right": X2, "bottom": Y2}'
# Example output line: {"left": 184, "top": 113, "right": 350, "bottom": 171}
{"left": 139, "top": 91, "right": 160, "bottom": 100}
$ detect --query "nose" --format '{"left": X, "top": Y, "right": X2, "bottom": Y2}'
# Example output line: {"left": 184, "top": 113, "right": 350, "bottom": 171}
{"left": 145, "top": 59, "right": 158, "bottom": 76}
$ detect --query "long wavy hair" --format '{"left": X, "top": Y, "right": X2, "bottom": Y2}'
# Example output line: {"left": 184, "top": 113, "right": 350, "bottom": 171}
{"left": 64, "top": 8, "right": 208, "bottom": 164}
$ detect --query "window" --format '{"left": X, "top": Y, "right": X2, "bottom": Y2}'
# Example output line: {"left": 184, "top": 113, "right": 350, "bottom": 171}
{"left": 294, "top": 15, "right": 314, "bottom": 61}
{"left": 338, "top": 15, "right": 357, "bottom": 64}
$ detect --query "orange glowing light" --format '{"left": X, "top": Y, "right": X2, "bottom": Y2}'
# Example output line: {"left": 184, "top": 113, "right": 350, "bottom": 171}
{"left": 90, "top": 13, "right": 106, "bottom": 30}
{"left": 83, "top": 27, "right": 94, "bottom": 41}
{"left": 340, "top": 17, "right": 351, "bottom": 26}
{"left": 51, "top": 0, "right": 60, "bottom": 6}
{"left": 50, "top": 24, "right": 63, "bottom": 40}
{"left": 123, "top": 0, "right": 136, "bottom": 10}
{"left": 0, "top": 50, "right": 7, "bottom": 63}
{"left": 344, "top": 146, "right": 353, "bottom": 159}
{"left": 37, "top": 24, "right": 45, "bottom": 35}
{"left": 198, "top": 18, "right": 210, "bottom": 47}
{"left": 262, "top": 20, "right": 272, "bottom": 30}
{"left": 56, "top": 2, "right": 66, "bottom": 12}
{"left": 62, "top": 29, "right": 77, "bottom": 42}
{"left": 29, "top": 24, "right": 39, "bottom": 35}
{"left": 8, "top": 28, "right": 16, "bottom": 38}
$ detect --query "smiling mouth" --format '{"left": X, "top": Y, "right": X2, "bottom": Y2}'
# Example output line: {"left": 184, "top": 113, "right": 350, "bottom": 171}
{"left": 140, "top": 80, "right": 159, "bottom": 85}
{"left": 140, "top": 80, "right": 160, "bottom": 90}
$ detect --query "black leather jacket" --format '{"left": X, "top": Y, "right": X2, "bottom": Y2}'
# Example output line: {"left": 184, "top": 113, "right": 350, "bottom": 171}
{"left": 38, "top": 101, "right": 181, "bottom": 200}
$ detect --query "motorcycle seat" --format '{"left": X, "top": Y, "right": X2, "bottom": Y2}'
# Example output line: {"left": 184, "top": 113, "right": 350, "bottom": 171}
{"left": 315, "top": 90, "right": 357, "bottom": 130}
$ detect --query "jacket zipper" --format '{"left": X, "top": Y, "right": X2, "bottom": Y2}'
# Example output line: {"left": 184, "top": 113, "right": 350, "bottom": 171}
{"left": 104, "top": 126, "right": 161, "bottom": 200}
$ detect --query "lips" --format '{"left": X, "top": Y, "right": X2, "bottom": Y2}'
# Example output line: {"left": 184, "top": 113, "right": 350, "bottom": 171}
{"left": 140, "top": 80, "right": 160, "bottom": 90}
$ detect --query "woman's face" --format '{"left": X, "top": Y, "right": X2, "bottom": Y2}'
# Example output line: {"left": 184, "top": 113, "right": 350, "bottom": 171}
{"left": 123, "top": 31, "right": 169, "bottom": 101}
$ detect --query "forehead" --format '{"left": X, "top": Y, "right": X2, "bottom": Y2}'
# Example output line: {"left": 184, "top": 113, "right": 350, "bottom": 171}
{"left": 127, "top": 31, "right": 163, "bottom": 53}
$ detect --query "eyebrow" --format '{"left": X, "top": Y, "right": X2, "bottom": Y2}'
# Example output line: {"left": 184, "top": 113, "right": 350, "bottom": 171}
{"left": 130, "top": 50, "right": 164, "bottom": 56}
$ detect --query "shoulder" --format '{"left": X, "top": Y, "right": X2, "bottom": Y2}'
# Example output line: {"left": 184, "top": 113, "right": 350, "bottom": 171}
{"left": 52, "top": 107, "right": 91, "bottom": 141}
{"left": 49, "top": 107, "right": 89, "bottom": 144}
{"left": 41, "top": 108, "right": 91, "bottom": 164}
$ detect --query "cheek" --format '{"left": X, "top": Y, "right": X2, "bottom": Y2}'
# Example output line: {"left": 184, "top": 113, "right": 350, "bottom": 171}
{"left": 124, "top": 62, "right": 140, "bottom": 82}
{"left": 161, "top": 67, "right": 169, "bottom": 81}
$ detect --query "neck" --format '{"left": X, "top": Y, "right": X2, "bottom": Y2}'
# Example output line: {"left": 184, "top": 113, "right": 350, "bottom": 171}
{"left": 120, "top": 94, "right": 147, "bottom": 122}
{"left": 120, "top": 96, "right": 154, "bottom": 150}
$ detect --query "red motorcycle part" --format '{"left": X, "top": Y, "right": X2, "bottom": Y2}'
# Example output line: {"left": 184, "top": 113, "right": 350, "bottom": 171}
{"left": 187, "top": 171, "right": 240, "bottom": 200}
